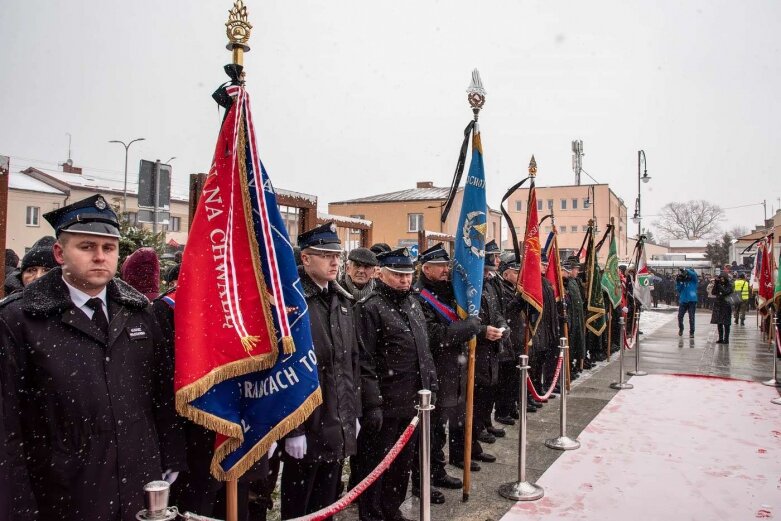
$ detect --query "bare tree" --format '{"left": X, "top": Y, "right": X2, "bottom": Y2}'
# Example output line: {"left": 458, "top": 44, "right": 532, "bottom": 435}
{"left": 729, "top": 225, "right": 749, "bottom": 239}
{"left": 654, "top": 200, "right": 725, "bottom": 240}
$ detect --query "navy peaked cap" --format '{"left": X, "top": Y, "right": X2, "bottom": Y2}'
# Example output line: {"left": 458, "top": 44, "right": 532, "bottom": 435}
{"left": 43, "top": 194, "right": 120, "bottom": 238}
{"left": 298, "top": 222, "right": 342, "bottom": 251}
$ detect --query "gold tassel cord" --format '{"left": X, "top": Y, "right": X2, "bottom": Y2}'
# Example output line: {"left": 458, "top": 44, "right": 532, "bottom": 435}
{"left": 241, "top": 335, "right": 260, "bottom": 355}
{"left": 282, "top": 335, "right": 296, "bottom": 354}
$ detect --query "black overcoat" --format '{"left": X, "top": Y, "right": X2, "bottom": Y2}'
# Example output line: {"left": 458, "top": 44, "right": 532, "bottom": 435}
{"left": 475, "top": 274, "right": 509, "bottom": 387}
{"left": 710, "top": 278, "right": 734, "bottom": 325}
{"left": 287, "top": 269, "right": 360, "bottom": 462}
{"left": 356, "top": 281, "right": 437, "bottom": 418}
{"left": 0, "top": 268, "right": 184, "bottom": 521}
{"left": 414, "top": 275, "right": 468, "bottom": 409}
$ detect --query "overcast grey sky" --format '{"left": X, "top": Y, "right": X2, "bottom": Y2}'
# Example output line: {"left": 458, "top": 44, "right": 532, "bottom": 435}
{"left": 1, "top": 1, "right": 779, "bottom": 237}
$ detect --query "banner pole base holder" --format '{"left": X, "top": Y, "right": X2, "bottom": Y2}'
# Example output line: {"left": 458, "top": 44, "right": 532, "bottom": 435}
{"left": 627, "top": 370, "right": 648, "bottom": 376}
{"left": 761, "top": 378, "right": 781, "bottom": 387}
{"left": 610, "top": 382, "right": 634, "bottom": 390}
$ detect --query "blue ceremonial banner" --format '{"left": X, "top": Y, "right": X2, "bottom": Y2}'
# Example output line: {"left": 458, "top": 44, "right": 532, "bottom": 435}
{"left": 176, "top": 84, "right": 321, "bottom": 480}
{"left": 452, "top": 131, "right": 487, "bottom": 318}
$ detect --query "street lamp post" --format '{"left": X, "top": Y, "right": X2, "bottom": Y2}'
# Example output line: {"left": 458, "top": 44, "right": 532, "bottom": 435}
{"left": 633, "top": 150, "right": 651, "bottom": 239}
{"left": 109, "top": 137, "right": 146, "bottom": 214}
{"left": 584, "top": 185, "right": 597, "bottom": 231}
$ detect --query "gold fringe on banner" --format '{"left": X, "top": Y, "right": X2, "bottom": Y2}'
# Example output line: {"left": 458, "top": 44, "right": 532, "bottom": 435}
{"left": 211, "top": 387, "right": 323, "bottom": 481}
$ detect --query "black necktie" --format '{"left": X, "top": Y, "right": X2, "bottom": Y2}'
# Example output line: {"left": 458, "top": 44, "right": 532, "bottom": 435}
{"left": 86, "top": 297, "right": 109, "bottom": 335}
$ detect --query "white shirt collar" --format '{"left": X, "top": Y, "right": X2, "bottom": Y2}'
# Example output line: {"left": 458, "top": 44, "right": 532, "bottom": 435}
{"left": 62, "top": 276, "right": 108, "bottom": 317}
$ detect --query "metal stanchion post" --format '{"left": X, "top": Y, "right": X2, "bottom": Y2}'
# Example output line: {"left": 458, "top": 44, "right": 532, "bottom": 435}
{"left": 610, "top": 317, "right": 634, "bottom": 390}
{"left": 416, "top": 390, "right": 434, "bottom": 521}
{"left": 545, "top": 338, "right": 580, "bottom": 451}
{"left": 499, "top": 355, "right": 544, "bottom": 501}
{"left": 628, "top": 310, "right": 648, "bottom": 377}
{"left": 762, "top": 317, "right": 780, "bottom": 387}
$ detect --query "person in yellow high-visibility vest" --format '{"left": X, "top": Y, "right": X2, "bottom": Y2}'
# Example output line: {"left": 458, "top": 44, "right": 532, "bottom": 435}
{"left": 733, "top": 273, "right": 750, "bottom": 325}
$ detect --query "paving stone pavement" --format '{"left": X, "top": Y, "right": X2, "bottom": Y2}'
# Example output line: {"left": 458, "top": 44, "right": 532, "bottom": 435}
{"left": 333, "top": 308, "right": 779, "bottom": 521}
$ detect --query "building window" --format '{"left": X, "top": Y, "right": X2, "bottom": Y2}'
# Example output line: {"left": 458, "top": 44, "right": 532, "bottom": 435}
{"left": 349, "top": 215, "right": 365, "bottom": 234}
{"left": 25, "top": 206, "right": 39, "bottom": 226}
{"left": 582, "top": 225, "right": 588, "bottom": 232}
{"left": 572, "top": 198, "right": 578, "bottom": 209}
{"left": 408, "top": 213, "right": 424, "bottom": 232}
{"left": 547, "top": 199, "right": 553, "bottom": 210}
{"left": 544, "top": 226, "right": 552, "bottom": 234}
{"left": 278, "top": 204, "right": 300, "bottom": 239}
{"left": 170, "top": 216, "right": 181, "bottom": 232}
{"left": 126, "top": 212, "right": 139, "bottom": 226}
{"left": 515, "top": 200, "right": 522, "bottom": 212}
{"left": 571, "top": 226, "right": 578, "bottom": 233}
{"left": 537, "top": 200, "right": 543, "bottom": 211}
{"left": 52, "top": 202, "right": 60, "bottom": 210}
{"left": 559, "top": 227, "right": 566, "bottom": 234}
{"left": 560, "top": 199, "right": 567, "bottom": 210}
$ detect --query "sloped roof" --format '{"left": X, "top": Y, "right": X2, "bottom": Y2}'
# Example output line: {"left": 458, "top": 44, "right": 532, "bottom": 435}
{"left": 22, "top": 166, "right": 189, "bottom": 202}
{"left": 9, "top": 171, "right": 66, "bottom": 195}
{"left": 331, "top": 186, "right": 452, "bottom": 204}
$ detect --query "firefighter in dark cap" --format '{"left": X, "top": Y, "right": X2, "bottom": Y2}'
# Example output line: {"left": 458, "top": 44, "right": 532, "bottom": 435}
{"left": 563, "top": 256, "right": 587, "bottom": 375}
{"left": 411, "top": 243, "right": 480, "bottom": 503}
{"left": 279, "top": 222, "right": 361, "bottom": 520}
{"left": 356, "top": 247, "right": 437, "bottom": 521}
{"left": 0, "top": 194, "right": 184, "bottom": 521}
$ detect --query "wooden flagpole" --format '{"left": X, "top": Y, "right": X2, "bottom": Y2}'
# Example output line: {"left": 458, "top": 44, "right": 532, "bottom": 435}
{"left": 462, "top": 337, "right": 477, "bottom": 502}
{"left": 223, "top": 2, "right": 251, "bottom": 519}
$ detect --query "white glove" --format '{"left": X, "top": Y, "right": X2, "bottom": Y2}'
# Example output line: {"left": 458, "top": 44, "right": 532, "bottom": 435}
{"left": 267, "top": 441, "right": 278, "bottom": 459}
{"left": 285, "top": 435, "right": 307, "bottom": 459}
{"left": 162, "top": 469, "right": 179, "bottom": 484}
{"left": 622, "top": 306, "right": 629, "bottom": 313}
{"left": 356, "top": 418, "right": 361, "bottom": 437}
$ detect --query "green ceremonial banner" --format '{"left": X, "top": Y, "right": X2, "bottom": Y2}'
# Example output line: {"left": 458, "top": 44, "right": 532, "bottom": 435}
{"left": 601, "top": 227, "right": 621, "bottom": 309}
{"left": 585, "top": 229, "right": 607, "bottom": 336}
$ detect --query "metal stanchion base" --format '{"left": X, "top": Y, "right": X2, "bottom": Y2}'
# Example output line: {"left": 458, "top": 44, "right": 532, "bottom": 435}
{"left": 610, "top": 382, "right": 634, "bottom": 390}
{"left": 498, "top": 481, "right": 544, "bottom": 501}
{"left": 761, "top": 379, "right": 781, "bottom": 387}
{"left": 545, "top": 436, "right": 581, "bottom": 451}
{"left": 771, "top": 397, "right": 781, "bottom": 405}
{"left": 627, "top": 370, "right": 648, "bottom": 376}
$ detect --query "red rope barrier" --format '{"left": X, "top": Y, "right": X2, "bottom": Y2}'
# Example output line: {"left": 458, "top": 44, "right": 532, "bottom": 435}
{"left": 286, "top": 416, "right": 420, "bottom": 521}
{"left": 526, "top": 354, "right": 564, "bottom": 402}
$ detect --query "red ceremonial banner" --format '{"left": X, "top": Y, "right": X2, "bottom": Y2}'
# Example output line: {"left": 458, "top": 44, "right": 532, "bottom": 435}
{"left": 518, "top": 181, "right": 543, "bottom": 325}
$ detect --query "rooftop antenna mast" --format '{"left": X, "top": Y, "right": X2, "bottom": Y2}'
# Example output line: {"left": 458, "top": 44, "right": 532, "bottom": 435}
{"left": 571, "top": 139, "right": 583, "bottom": 185}
{"left": 65, "top": 133, "right": 73, "bottom": 166}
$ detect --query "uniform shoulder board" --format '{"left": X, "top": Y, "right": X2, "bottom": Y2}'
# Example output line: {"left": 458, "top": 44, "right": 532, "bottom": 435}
{"left": 0, "top": 291, "right": 23, "bottom": 309}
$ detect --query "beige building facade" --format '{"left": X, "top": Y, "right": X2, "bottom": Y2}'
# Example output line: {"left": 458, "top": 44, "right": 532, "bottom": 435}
{"left": 7, "top": 165, "right": 190, "bottom": 255}
{"left": 505, "top": 183, "right": 629, "bottom": 260}
{"left": 328, "top": 181, "right": 503, "bottom": 253}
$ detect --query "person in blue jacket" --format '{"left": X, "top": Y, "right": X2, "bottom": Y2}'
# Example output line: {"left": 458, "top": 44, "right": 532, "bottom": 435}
{"left": 676, "top": 268, "right": 699, "bottom": 337}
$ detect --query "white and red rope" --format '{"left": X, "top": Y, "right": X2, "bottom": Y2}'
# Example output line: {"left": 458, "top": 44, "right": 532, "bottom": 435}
{"left": 526, "top": 354, "right": 564, "bottom": 402}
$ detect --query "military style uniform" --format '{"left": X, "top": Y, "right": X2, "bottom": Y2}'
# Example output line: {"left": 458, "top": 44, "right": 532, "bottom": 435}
{"left": 356, "top": 248, "right": 436, "bottom": 521}
{"left": 280, "top": 222, "right": 361, "bottom": 520}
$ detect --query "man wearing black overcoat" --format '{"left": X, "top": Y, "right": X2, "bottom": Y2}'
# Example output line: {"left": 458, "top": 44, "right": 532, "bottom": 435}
{"left": 0, "top": 195, "right": 183, "bottom": 521}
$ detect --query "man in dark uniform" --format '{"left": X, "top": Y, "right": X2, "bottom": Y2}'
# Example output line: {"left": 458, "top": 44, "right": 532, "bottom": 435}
{"left": 563, "top": 256, "right": 587, "bottom": 373}
{"left": 472, "top": 240, "right": 508, "bottom": 449}
{"left": 356, "top": 247, "right": 437, "bottom": 521}
{"left": 495, "top": 255, "right": 527, "bottom": 421}
{"left": 412, "top": 243, "right": 480, "bottom": 502}
{"left": 0, "top": 195, "right": 184, "bottom": 521}
{"left": 280, "top": 222, "right": 361, "bottom": 520}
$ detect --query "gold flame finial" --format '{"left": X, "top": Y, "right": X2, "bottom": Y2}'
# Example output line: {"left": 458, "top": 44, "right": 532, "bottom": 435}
{"left": 528, "top": 155, "right": 537, "bottom": 177}
{"left": 588, "top": 218, "right": 595, "bottom": 226}
{"left": 226, "top": 0, "right": 252, "bottom": 66}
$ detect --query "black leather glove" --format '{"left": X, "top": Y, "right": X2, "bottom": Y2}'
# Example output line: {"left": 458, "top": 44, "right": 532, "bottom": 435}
{"left": 363, "top": 407, "right": 383, "bottom": 433}
{"left": 446, "top": 316, "right": 482, "bottom": 344}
